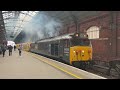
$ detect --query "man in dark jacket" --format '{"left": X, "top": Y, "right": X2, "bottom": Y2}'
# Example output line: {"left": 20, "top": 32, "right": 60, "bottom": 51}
{"left": 14, "top": 45, "right": 16, "bottom": 51}
{"left": 1, "top": 43, "right": 6, "bottom": 57}
{"left": 0, "top": 46, "right": 2, "bottom": 55}
{"left": 18, "top": 44, "right": 22, "bottom": 56}
{"left": 8, "top": 45, "right": 13, "bottom": 56}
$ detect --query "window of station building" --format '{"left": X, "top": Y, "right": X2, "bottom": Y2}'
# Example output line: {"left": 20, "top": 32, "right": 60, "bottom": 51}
{"left": 86, "top": 26, "right": 100, "bottom": 39}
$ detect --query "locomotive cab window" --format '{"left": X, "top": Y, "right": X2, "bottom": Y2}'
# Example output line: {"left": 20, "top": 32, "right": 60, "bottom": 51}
{"left": 70, "top": 39, "right": 90, "bottom": 46}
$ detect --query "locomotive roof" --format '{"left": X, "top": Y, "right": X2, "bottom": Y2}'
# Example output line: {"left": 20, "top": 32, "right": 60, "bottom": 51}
{"left": 37, "top": 33, "right": 74, "bottom": 43}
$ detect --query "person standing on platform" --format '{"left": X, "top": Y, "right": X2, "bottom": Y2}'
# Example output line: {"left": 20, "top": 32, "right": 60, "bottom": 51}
{"left": 0, "top": 45, "right": 2, "bottom": 55}
{"left": 18, "top": 44, "right": 22, "bottom": 56}
{"left": 8, "top": 45, "right": 13, "bottom": 56}
{"left": 14, "top": 45, "right": 16, "bottom": 51}
{"left": 1, "top": 43, "right": 6, "bottom": 57}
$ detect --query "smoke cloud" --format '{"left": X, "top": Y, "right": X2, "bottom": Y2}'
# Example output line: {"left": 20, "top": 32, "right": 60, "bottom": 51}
{"left": 22, "top": 12, "right": 63, "bottom": 43}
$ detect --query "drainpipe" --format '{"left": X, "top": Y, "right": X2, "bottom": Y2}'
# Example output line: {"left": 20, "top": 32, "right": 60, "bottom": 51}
{"left": 109, "top": 11, "right": 113, "bottom": 58}
{"left": 110, "top": 11, "right": 118, "bottom": 57}
{"left": 113, "top": 11, "right": 118, "bottom": 57}
{"left": 115, "top": 11, "right": 118, "bottom": 57}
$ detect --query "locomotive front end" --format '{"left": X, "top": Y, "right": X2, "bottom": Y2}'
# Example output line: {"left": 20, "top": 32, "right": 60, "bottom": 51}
{"left": 69, "top": 33, "right": 92, "bottom": 66}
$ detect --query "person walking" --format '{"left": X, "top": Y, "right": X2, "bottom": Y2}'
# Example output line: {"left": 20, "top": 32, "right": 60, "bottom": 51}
{"left": 14, "top": 45, "right": 16, "bottom": 51}
{"left": 8, "top": 45, "right": 13, "bottom": 56}
{"left": 18, "top": 44, "right": 22, "bottom": 56}
{"left": 1, "top": 43, "right": 6, "bottom": 57}
{"left": 0, "top": 45, "right": 2, "bottom": 55}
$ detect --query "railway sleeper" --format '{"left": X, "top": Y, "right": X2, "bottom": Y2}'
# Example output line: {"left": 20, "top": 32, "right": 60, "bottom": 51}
{"left": 107, "top": 61, "right": 120, "bottom": 78}
{"left": 93, "top": 65, "right": 120, "bottom": 78}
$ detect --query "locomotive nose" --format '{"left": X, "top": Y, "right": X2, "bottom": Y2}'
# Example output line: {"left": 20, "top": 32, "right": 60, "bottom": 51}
{"left": 82, "top": 54, "right": 84, "bottom": 57}
{"left": 81, "top": 50, "right": 84, "bottom": 53}
{"left": 81, "top": 50, "right": 85, "bottom": 57}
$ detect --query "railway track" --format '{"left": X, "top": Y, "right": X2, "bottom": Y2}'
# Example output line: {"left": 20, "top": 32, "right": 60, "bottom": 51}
{"left": 88, "top": 65, "right": 120, "bottom": 79}
{"left": 30, "top": 51, "right": 120, "bottom": 79}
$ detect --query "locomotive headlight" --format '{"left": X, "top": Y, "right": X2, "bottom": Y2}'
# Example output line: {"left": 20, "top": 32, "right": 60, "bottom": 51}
{"left": 75, "top": 33, "right": 79, "bottom": 37}
{"left": 73, "top": 51, "right": 76, "bottom": 53}
{"left": 82, "top": 50, "right": 84, "bottom": 53}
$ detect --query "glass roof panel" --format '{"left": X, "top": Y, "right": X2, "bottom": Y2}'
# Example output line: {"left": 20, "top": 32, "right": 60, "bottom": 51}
{"left": 2, "top": 11, "right": 39, "bottom": 41}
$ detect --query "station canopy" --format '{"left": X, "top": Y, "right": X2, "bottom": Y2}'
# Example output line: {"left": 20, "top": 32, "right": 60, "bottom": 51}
{"left": 2, "top": 11, "right": 79, "bottom": 41}
{"left": 2, "top": 11, "right": 39, "bottom": 41}
{"left": 2, "top": 11, "right": 101, "bottom": 42}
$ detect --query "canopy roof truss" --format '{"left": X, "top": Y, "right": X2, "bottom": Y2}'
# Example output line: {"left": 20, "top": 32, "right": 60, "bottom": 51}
{"left": 2, "top": 11, "right": 39, "bottom": 41}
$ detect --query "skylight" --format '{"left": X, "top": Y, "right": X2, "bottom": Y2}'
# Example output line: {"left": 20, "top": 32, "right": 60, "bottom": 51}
{"left": 2, "top": 11, "right": 39, "bottom": 41}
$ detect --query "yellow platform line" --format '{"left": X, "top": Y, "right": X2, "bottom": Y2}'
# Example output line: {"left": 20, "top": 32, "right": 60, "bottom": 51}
{"left": 26, "top": 52, "right": 82, "bottom": 79}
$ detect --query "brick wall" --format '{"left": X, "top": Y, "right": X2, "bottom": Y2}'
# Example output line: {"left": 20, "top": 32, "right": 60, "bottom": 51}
{"left": 78, "top": 13, "right": 111, "bottom": 61}
{"left": 60, "top": 11, "right": 120, "bottom": 62}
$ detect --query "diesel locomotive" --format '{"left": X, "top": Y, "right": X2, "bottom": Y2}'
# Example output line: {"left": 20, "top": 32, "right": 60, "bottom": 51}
{"left": 17, "top": 33, "right": 92, "bottom": 68}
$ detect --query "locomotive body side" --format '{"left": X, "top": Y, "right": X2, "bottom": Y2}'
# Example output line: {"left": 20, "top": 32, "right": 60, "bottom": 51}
{"left": 30, "top": 33, "right": 92, "bottom": 68}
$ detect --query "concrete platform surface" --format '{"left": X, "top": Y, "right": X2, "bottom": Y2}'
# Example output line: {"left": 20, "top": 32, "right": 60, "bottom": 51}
{"left": 0, "top": 50, "right": 74, "bottom": 79}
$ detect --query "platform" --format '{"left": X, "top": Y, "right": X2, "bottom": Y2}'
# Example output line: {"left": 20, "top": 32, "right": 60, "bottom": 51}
{"left": 0, "top": 50, "right": 106, "bottom": 79}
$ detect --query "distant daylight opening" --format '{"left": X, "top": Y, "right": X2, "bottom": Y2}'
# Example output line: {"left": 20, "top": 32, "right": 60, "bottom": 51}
{"left": 86, "top": 26, "right": 100, "bottom": 39}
